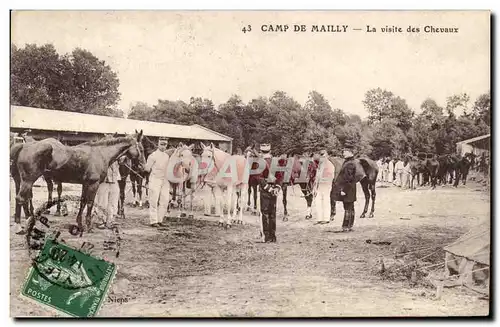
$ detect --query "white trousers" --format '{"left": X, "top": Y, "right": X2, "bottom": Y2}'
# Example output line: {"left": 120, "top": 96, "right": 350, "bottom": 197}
{"left": 315, "top": 182, "right": 332, "bottom": 222}
{"left": 148, "top": 176, "right": 170, "bottom": 224}
{"left": 95, "top": 182, "right": 119, "bottom": 224}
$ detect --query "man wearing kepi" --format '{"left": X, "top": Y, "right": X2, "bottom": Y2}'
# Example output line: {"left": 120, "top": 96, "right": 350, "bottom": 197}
{"left": 144, "top": 137, "right": 170, "bottom": 228}
{"left": 259, "top": 143, "right": 281, "bottom": 243}
{"left": 337, "top": 147, "right": 357, "bottom": 232}
{"left": 315, "top": 149, "right": 335, "bottom": 224}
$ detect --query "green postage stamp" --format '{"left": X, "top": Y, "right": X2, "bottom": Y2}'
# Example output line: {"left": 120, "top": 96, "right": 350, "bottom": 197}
{"left": 20, "top": 238, "right": 116, "bottom": 317}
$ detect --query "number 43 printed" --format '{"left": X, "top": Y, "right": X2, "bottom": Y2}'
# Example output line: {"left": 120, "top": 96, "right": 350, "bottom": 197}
{"left": 242, "top": 25, "right": 252, "bottom": 33}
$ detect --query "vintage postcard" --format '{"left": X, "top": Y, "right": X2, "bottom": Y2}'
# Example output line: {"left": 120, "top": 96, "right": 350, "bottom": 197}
{"left": 10, "top": 10, "right": 490, "bottom": 317}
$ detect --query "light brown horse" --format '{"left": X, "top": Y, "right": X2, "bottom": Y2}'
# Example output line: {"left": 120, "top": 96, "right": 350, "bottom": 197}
{"left": 16, "top": 131, "right": 146, "bottom": 232}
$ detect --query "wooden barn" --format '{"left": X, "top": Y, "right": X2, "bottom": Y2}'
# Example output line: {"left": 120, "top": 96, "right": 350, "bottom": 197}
{"left": 456, "top": 134, "right": 490, "bottom": 158}
{"left": 10, "top": 105, "right": 233, "bottom": 153}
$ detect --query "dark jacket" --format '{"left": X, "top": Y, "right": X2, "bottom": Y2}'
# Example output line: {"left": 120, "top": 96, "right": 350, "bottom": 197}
{"left": 333, "top": 157, "right": 357, "bottom": 203}
{"left": 260, "top": 156, "right": 281, "bottom": 198}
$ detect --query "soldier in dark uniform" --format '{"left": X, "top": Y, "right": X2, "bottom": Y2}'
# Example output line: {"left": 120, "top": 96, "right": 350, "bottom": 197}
{"left": 338, "top": 147, "right": 357, "bottom": 232}
{"left": 259, "top": 143, "right": 281, "bottom": 243}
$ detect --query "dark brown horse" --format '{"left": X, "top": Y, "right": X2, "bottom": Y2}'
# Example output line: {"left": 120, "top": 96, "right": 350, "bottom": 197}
{"left": 243, "top": 146, "right": 316, "bottom": 221}
{"left": 10, "top": 141, "right": 33, "bottom": 227}
{"left": 16, "top": 130, "right": 146, "bottom": 232}
{"left": 330, "top": 157, "right": 379, "bottom": 219}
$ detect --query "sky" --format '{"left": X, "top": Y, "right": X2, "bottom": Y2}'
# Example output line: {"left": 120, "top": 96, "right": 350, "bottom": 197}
{"left": 11, "top": 10, "right": 490, "bottom": 118}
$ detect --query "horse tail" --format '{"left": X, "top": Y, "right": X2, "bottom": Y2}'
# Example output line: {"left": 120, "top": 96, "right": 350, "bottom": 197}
{"left": 10, "top": 143, "right": 24, "bottom": 175}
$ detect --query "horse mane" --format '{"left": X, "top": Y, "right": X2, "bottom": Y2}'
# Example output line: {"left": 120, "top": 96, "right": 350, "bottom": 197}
{"left": 80, "top": 136, "right": 134, "bottom": 146}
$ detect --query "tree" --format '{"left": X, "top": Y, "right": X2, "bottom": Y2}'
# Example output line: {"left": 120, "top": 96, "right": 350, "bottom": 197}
{"left": 11, "top": 43, "right": 122, "bottom": 117}
{"left": 363, "top": 88, "right": 414, "bottom": 131}
{"left": 127, "top": 101, "right": 154, "bottom": 120}
{"left": 445, "top": 93, "right": 470, "bottom": 117}
{"left": 369, "top": 119, "right": 407, "bottom": 158}
{"left": 420, "top": 98, "right": 445, "bottom": 127}
{"left": 472, "top": 92, "right": 491, "bottom": 126}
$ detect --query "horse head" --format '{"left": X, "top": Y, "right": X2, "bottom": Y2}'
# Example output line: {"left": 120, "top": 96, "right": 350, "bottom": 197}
{"left": 176, "top": 142, "right": 196, "bottom": 175}
{"left": 125, "top": 129, "right": 146, "bottom": 172}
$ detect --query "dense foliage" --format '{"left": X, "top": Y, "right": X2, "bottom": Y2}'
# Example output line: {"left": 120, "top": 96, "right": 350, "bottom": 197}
{"left": 11, "top": 44, "right": 123, "bottom": 117}
{"left": 129, "top": 89, "right": 490, "bottom": 158}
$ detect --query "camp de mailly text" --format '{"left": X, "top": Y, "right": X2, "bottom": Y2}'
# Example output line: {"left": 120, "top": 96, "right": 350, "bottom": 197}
{"left": 259, "top": 24, "right": 459, "bottom": 33}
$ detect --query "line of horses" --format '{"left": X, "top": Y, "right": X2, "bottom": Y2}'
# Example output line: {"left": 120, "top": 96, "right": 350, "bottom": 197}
{"left": 10, "top": 131, "right": 383, "bottom": 233}
{"left": 406, "top": 153, "right": 476, "bottom": 189}
{"left": 11, "top": 130, "right": 480, "bottom": 236}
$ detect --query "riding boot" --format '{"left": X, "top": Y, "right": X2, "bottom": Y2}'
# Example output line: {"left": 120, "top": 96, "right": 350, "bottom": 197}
{"left": 342, "top": 205, "right": 350, "bottom": 231}
{"left": 348, "top": 206, "right": 355, "bottom": 230}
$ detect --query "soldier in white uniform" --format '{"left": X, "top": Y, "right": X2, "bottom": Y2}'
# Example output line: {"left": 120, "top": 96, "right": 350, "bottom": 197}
{"left": 95, "top": 160, "right": 120, "bottom": 229}
{"left": 315, "top": 149, "right": 335, "bottom": 224}
{"left": 145, "top": 137, "right": 171, "bottom": 227}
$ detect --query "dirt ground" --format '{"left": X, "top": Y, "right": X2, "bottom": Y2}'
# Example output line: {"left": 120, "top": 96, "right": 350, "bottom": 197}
{"left": 10, "top": 178, "right": 490, "bottom": 317}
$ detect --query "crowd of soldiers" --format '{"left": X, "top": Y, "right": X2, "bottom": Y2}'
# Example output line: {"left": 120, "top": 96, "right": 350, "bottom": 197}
{"left": 375, "top": 152, "right": 489, "bottom": 189}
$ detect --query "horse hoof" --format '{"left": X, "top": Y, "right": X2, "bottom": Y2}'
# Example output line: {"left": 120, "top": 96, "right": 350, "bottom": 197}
{"left": 369, "top": 213, "right": 374, "bottom": 218}
{"left": 360, "top": 214, "right": 366, "bottom": 218}
{"left": 180, "top": 213, "right": 187, "bottom": 218}
{"left": 43, "top": 209, "right": 51, "bottom": 214}
{"left": 54, "top": 211, "right": 61, "bottom": 217}
{"left": 305, "top": 215, "right": 312, "bottom": 220}
{"left": 188, "top": 214, "right": 194, "bottom": 219}
{"left": 282, "top": 217, "right": 288, "bottom": 222}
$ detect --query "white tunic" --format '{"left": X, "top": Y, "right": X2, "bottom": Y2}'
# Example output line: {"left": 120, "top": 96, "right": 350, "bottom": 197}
{"left": 145, "top": 150, "right": 170, "bottom": 179}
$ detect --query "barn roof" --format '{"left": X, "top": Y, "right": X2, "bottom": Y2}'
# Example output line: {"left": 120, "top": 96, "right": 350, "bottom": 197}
{"left": 456, "top": 134, "right": 490, "bottom": 150}
{"left": 10, "top": 105, "right": 232, "bottom": 142}
{"left": 456, "top": 134, "right": 490, "bottom": 145}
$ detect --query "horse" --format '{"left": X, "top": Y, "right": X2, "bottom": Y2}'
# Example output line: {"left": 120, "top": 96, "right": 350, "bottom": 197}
{"left": 330, "top": 156, "right": 379, "bottom": 219}
{"left": 243, "top": 146, "right": 316, "bottom": 221}
{"left": 425, "top": 155, "right": 440, "bottom": 189}
{"left": 245, "top": 147, "right": 261, "bottom": 216}
{"left": 457, "top": 153, "right": 475, "bottom": 186}
{"left": 198, "top": 142, "right": 247, "bottom": 228}
{"left": 10, "top": 141, "right": 33, "bottom": 230}
{"left": 116, "top": 135, "right": 156, "bottom": 215}
{"left": 22, "top": 133, "right": 69, "bottom": 216}
{"left": 16, "top": 130, "right": 146, "bottom": 232}
{"left": 162, "top": 143, "right": 201, "bottom": 218}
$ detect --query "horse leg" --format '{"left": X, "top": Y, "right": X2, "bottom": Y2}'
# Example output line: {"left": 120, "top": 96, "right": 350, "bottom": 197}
{"left": 214, "top": 187, "right": 224, "bottom": 226}
{"left": 360, "top": 181, "right": 370, "bottom": 218}
{"left": 369, "top": 183, "right": 376, "bottom": 218}
{"left": 453, "top": 170, "right": 460, "bottom": 188}
{"left": 45, "top": 177, "right": 53, "bottom": 214}
{"left": 238, "top": 186, "right": 245, "bottom": 224}
{"left": 188, "top": 189, "right": 195, "bottom": 219}
{"left": 247, "top": 184, "right": 252, "bottom": 211}
{"left": 179, "top": 184, "right": 187, "bottom": 218}
{"left": 330, "top": 185, "right": 336, "bottom": 220}
{"left": 302, "top": 184, "right": 313, "bottom": 220}
{"left": 282, "top": 184, "right": 288, "bottom": 221}
{"left": 118, "top": 180, "right": 126, "bottom": 219}
{"left": 252, "top": 184, "right": 258, "bottom": 214}
{"left": 16, "top": 180, "right": 35, "bottom": 206}
{"left": 76, "top": 184, "right": 88, "bottom": 231}
{"left": 84, "top": 182, "right": 100, "bottom": 232}
{"left": 57, "top": 182, "right": 67, "bottom": 216}
{"left": 225, "top": 185, "right": 233, "bottom": 229}
{"left": 131, "top": 177, "right": 137, "bottom": 206}
{"left": 13, "top": 174, "right": 22, "bottom": 223}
